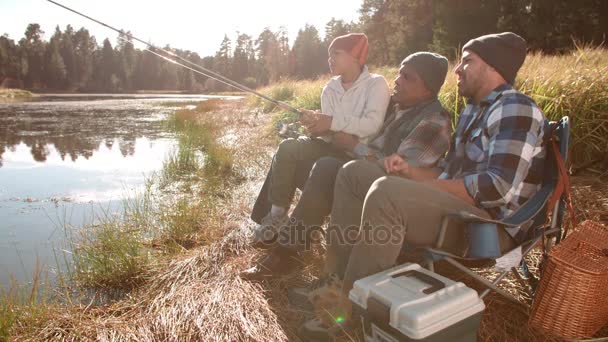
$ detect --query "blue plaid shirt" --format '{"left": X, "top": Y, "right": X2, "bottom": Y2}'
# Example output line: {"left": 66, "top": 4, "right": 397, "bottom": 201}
{"left": 438, "top": 84, "right": 548, "bottom": 238}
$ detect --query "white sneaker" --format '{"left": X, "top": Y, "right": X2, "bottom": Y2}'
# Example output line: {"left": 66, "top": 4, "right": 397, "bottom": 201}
{"left": 251, "top": 212, "right": 289, "bottom": 248}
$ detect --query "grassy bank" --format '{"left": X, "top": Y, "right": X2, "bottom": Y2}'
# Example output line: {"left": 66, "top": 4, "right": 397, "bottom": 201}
{"left": 0, "top": 98, "right": 284, "bottom": 341}
{"left": 0, "top": 88, "right": 33, "bottom": 101}
{"left": 65, "top": 99, "right": 238, "bottom": 290}
{"left": 250, "top": 46, "right": 608, "bottom": 167}
{"left": 0, "top": 99, "right": 242, "bottom": 340}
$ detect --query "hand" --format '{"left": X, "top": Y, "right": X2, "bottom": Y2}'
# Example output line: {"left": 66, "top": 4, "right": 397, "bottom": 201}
{"left": 307, "top": 115, "right": 332, "bottom": 135}
{"left": 383, "top": 153, "right": 410, "bottom": 176}
{"left": 332, "top": 132, "right": 359, "bottom": 151}
{"left": 299, "top": 108, "right": 318, "bottom": 126}
{"left": 301, "top": 112, "right": 333, "bottom": 135}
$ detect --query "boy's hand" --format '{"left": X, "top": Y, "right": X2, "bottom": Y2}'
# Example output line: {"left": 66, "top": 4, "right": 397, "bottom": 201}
{"left": 383, "top": 153, "right": 410, "bottom": 176}
{"left": 299, "top": 109, "right": 333, "bottom": 135}
{"left": 332, "top": 132, "right": 359, "bottom": 151}
{"left": 299, "top": 109, "right": 319, "bottom": 127}
{"left": 307, "top": 114, "right": 332, "bottom": 135}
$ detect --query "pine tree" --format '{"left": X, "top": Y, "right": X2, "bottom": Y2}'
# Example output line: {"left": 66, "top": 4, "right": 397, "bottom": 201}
{"left": 43, "top": 27, "right": 67, "bottom": 89}
{"left": 293, "top": 24, "right": 327, "bottom": 78}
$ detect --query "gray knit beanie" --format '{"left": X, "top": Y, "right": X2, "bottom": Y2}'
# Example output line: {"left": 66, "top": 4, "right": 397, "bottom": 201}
{"left": 462, "top": 32, "right": 527, "bottom": 84}
{"left": 401, "top": 52, "right": 449, "bottom": 96}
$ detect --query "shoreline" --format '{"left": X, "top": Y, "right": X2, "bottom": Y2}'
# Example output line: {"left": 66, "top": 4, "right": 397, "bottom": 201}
{"left": 2, "top": 86, "right": 608, "bottom": 340}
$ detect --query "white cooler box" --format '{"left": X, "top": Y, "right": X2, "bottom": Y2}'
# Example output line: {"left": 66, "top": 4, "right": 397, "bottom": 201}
{"left": 349, "top": 263, "right": 485, "bottom": 342}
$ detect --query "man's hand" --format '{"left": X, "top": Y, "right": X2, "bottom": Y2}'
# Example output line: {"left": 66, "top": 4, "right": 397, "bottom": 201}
{"left": 332, "top": 132, "right": 359, "bottom": 151}
{"left": 383, "top": 153, "right": 409, "bottom": 176}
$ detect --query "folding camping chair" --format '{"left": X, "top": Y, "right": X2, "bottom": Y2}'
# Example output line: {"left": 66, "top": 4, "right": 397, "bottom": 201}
{"left": 419, "top": 116, "right": 573, "bottom": 304}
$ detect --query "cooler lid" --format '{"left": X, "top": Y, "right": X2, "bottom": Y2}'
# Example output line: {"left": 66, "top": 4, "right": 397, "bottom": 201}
{"left": 349, "top": 263, "right": 485, "bottom": 339}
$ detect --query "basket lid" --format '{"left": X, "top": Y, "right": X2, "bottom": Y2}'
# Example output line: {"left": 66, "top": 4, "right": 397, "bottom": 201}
{"left": 551, "top": 221, "right": 608, "bottom": 274}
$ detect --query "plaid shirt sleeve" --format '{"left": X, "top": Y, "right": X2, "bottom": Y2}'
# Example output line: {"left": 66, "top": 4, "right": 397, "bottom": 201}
{"left": 463, "top": 97, "right": 545, "bottom": 209}
{"left": 396, "top": 111, "right": 452, "bottom": 168}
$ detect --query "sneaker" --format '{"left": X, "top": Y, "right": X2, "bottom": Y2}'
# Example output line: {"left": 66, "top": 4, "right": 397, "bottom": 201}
{"left": 251, "top": 212, "right": 290, "bottom": 249}
{"left": 288, "top": 274, "right": 342, "bottom": 311}
{"left": 240, "top": 247, "right": 302, "bottom": 281}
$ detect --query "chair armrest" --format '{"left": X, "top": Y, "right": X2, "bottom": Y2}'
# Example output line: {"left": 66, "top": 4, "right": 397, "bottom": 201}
{"left": 443, "top": 210, "right": 520, "bottom": 227}
{"left": 435, "top": 183, "right": 554, "bottom": 250}
{"left": 443, "top": 183, "right": 554, "bottom": 227}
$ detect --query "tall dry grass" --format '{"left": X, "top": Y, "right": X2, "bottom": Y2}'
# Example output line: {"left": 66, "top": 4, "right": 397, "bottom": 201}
{"left": 251, "top": 46, "right": 608, "bottom": 166}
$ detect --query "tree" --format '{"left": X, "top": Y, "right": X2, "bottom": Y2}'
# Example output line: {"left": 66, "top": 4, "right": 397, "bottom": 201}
{"left": 293, "top": 24, "right": 326, "bottom": 78}
{"left": 73, "top": 28, "right": 96, "bottom": 90}
{"left": 60, "top": 25, "right": 76, "bottom": 89}
{"left": 0, "top": 35, "right": 21, "bottom": 82}
{"left": 253, "top": 27, "right": 292, "bottom": 83}
{"left": 232, "top": 32, "right": 253, "bottom": 82}
{"left": 43, "top": 27, "right": 67, "bottom": 89}
{"left": 254, "top": 28, "right": 277, "bottom": 85}
{"left": 158, "top": 45, "right": 178, "bottom": 90}
{"left": 511, "top": 0, "right": 606, "bottom": 52}
{"left": 324, "top": 18, "right": 353, "bottom": 47}
{"left": 215, "top": 35, "right": 232, "bottom": 80}
{"left": 95, "top": 38, "right": 118, "bottom": 91}
{"left": 20, "top": 23, "right": 45, "bottom": 88}
{"left": 431, "top": 0, "right": 501, "bottom": 59}
{"left": 360, "top": 0, "right": 434, "bottom": 65}
{"left": 116, "top": 31, "right": 136, "bottom": 90}
{"left": 359, "top": 0, "right": 391, "bottom": 65}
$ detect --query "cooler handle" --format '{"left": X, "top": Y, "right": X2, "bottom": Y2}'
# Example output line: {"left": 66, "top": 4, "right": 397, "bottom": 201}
{"left": 391, "top": 270, "right": 445, "bottom": 294}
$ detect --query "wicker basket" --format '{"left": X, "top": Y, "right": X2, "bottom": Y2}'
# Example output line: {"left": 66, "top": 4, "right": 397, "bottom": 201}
{"left": 529, "top": 220, "right": 608, "bottom": 339}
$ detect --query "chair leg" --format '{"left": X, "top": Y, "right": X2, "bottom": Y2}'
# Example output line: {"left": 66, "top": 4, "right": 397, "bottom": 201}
{"left": 443, "top": 257, "right": 521, "bottom": 305}
{"left": 511, "top": 267, "right": 534, "bottom": 298}
{"left": 479, "top": 269, "right": 510, "bottom": 299}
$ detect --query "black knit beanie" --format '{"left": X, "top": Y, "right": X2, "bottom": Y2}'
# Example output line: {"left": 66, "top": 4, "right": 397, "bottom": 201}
{"left": 462, "top": 32, "right": 527, "bottom": 84}
{"left": 401, "top": 52, "right": 449, "bottom": 95}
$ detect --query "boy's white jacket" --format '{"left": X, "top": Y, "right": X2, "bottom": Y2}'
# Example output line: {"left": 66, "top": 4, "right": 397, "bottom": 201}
{"left": 321, "top": 66, "right": 390, "bottom": 143}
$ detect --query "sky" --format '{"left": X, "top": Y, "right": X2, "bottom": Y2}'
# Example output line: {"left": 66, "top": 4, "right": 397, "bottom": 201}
{"left": 1, "top": 0, "right": 361, "bottom": 57}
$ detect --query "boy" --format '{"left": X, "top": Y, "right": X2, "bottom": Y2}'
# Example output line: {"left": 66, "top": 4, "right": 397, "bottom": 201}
{"left": 249, "top": 33, "right": 390, "bottom": 246}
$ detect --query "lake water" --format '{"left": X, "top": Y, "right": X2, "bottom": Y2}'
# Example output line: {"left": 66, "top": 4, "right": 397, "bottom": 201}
{"left": 0, "top": 94, "right": 221, "bottom": 288}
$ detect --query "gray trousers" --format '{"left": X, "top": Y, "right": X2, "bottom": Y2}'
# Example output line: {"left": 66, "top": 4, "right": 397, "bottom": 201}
{"left": 250, "top": 137, "right": 348, "bottom": 224}
{"left": 326, "top": 160, "right": 516, "bottom": 292}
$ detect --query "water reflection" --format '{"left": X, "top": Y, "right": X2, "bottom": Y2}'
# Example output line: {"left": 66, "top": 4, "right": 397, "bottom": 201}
{"left": 0, "top": 95, "right": 206, "bottom": 288}
{"left": 1, "top": 137, "right": 172, "bottom": 202}
{"left": 0, "top": 97, "right": 178, "bottom": 166}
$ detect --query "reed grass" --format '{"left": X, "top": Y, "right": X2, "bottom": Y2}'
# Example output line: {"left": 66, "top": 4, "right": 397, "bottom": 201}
{"left": 0, "top": 261, "right": 52, "bottom": 341}
{"left": 250, "top": 46, "right": 608, "bottom": 166}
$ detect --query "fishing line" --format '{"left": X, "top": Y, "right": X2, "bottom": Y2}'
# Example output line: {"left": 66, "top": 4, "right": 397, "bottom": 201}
{"left": 46, "top": 0, "right": 303, "bottom": 115}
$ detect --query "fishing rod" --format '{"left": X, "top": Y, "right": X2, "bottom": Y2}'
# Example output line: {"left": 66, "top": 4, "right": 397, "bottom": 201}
{"left": 122, "top": 35, "right": 260, "bottom": 95}
{"left": 46, "top": 0, "right": 303, "bottom": 116}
